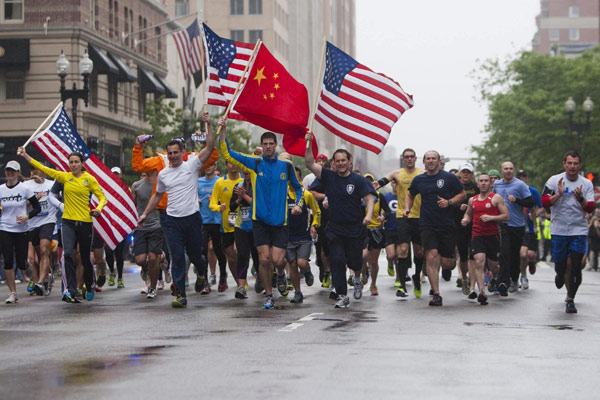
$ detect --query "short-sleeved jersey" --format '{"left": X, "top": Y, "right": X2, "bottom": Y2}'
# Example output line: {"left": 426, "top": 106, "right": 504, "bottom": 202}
{"left": 408, "top": 170, "right": 464, "bottom": 227}
{"left": 0, "top": 182, "right": 34, "bottom": 233}
{"left": 26, "top": 179, "right": 57, "bottom": 229}
{"left": 383, "top": 192, "right": 398, "bottom": 231}
{"left": 198, "top": 175, "right": 221, "bottom": 225}
{"left": 156, "top": 156, "right": 204, "bottom": 218}
{"left": 453, "top": 180, "right": 479, "bottom": 227}
{"left": 544, "top": 172, "right": 594, "bottom": 236}
{"left": 133, "top": 179, "right": 161, "bottom": 231}
{"left": 493, "top": 177, "right": 531, "bottom": 227}
{"left": 209, "top": 174, "right": 244, "bottom": 233}
{"left": 396, "top": 168, "right": 422, "bottom": 218}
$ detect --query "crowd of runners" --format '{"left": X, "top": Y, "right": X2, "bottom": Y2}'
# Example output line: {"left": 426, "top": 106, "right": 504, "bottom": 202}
{"left": 1, "top": 113, "right": 597, "bottom": 314}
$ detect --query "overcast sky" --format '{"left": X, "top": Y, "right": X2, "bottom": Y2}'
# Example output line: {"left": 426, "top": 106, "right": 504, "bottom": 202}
{"left": 355, "top": 0, "right": 540, "bottom": 169}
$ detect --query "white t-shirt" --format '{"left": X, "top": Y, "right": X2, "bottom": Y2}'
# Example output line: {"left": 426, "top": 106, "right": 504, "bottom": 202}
{"left": 303, "top": 173, "right": 316, "bottom": 189}
{"left": 156, "top": 155, "right": 204, "bottom": 218}
{"left": 0, "top": 182, "right": 34, "bottom": 233}
{"left": 25, "top": 179, "right": 57, "bottom": 229}
{"left": 544, "top": 172, "right": 594, "bottom": 236}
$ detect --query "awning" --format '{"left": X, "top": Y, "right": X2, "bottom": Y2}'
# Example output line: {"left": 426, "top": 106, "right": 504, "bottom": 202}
{"left": 88, "top": 44, "right": 118, "bottom": 75}
{"left": 0, "top": 39, "right": 30, "bottom": 69}
{"left": 154, "top": 74, "right": 177, "bottom": 98}
{"left": 107, "top": 52, "right": 137, "bottom": 82}
{"left": 138, "top": 67, "right": 165, "bottom": 95}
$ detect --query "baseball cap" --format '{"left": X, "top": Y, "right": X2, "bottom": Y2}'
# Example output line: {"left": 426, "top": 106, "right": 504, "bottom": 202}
{"left": 316, "top": 154, "right": 328, "bottom": 161}
{"left": 516, "top": 169, "right": 527, "bottom": 178}
{"left": 459, "top": 162, "right": 474, "bottom": 173}
{"left": 488, "top": 169, "right": 501, "bottom": 178}
{"left": 4, "top": 160, "right": 21, "bottom": 171}
{"left": 364, "top": 173, "right": 375, "bottom": 181}
{"left": 111, "top": 167, "right": 122, "bottom": 174}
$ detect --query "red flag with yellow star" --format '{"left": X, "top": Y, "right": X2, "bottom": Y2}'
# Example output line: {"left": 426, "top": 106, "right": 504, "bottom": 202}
{"left": 233, "top": 43, "right": 318, "bottom": 157}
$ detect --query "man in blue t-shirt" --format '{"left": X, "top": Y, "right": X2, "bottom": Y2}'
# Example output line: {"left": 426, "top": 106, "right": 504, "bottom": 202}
{"left": 305, "top": 133, "right": 376, "bottom": 309}
{"left": 516, "top": 170, "right": 542, "bottom": 290}
{"left": 492, "top": 162, "right": 534, "bottom": 296}
{"left": 405, "top": 150, "right": 465, "bottom": 306}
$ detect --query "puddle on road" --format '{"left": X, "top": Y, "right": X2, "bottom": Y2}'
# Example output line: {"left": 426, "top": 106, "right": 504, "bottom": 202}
{"left": 324, "top": 311, "right": 377, "bottom": 330}
{"left": 463, "top": 322, "right": 583, "bottom": 331}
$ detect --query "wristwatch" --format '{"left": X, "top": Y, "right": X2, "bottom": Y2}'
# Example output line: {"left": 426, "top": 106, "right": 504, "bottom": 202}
{"left": 448, "top": 199, "right": 452, "bottom": 206}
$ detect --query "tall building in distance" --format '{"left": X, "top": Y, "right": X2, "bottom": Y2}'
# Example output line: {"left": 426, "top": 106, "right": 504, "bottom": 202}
{"left": 533, "top": 0, "right": 599, "bottom": 56}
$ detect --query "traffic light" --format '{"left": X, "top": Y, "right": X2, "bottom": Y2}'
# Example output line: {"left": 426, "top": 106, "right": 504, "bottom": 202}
{"left": 586, "top": 171, "right": 599, "bottom": 185}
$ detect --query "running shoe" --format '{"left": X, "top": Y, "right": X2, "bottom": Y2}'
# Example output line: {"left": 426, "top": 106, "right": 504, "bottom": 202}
{"left": 497, "top": 282, "right": 508, "bottom": 297}
{"left": 108, "top": 273, "right": 116, "bottom": 286}
{"left": 322, "top": 272, "right": 331, "bottom": 288}
{"left": 394, "top": 280, "right": 401, "bottom": 288}
{"left": 477, "top": 293, "right": 488, "bottom": 305}
{"left": 263, "top": 295, "right": 274, "bottom": 309}
{"left": 201, "top": 281, "right": 212, "bottom": 295}
{"left": 250, "top": 266, "right": 256, "bottom": 277}
{"left": 117, "top": 279, "right": 125, "bottom": 289}
{"left": 370, "top": 285, "right": 378, "bottom": 296}
{"left": 334, "top": 294, "right": 350, "bottom": 308}
{"left": 396, "top": 287, "right": 408, "bottom": 298}
{"left": 146, "top": 288, "right": 157, "bottom": 299}
{"left": 565, "top": 300, "right": 577, "bottom": 314}
{"left": 27, "top": 280, "right": 35, "bottom": 293}
{"left": 441, "top": 268, "right": 452, "bottom": 281}
{"left": 44, "top": 274, "right": 54, "bottom": 296}
{"left": 429, "top": 294, "right": 443, "bottom": 306}
{"left": 290, "top": 291, "right": 304, "bottom": 304}
{"left": 387, "top": 261, "right": 395, "bottom": 277}
{"left": 94, "top": 286, "right": 103, "bottom": 292}
{"left": 235, "top": 286, "right": 248, "bottom": 299}
{"left": 276, "top": 272, "right": 288, "bottom": 296}
{"left": 286, "top": 276, "right": 294, "bottom": 292}
{"left": 61, "top": 292, "right": 79, "bottom": 303}
{"left": 194, "top": 275, "right": 205, "bottom": 293}
{"left": 412, "top": 274, "right": 422, "bottom": 298}
{"left": 209, "top": 274, "right": 217, "bottom": 285}
{"left": 33, "top": 283, "right": 44, "bottom": 297}
{"left": 347, "top": 276, "right": 354, "bottom": 286}
{"left": 170, "top": 282, "right": 177, "bottom": 296}
{"left": 96, "top": 274, "right": 106, "bottom": 288}
{"left": 86, "top": 288, "right": 95, "bottom": 301}
{"left": 304, "top": 270, "right": 315, "bottom": 287}
{"left": 508, "top": 280, "right": 518, "bottom": 293}
{"left": 73, "top": 292, "right": 84, "bottom": 303}
{"left": 529, "top": 263, "right": 536, "bottom": 275}
{"left": 5, "top": 292, "right": 17, "bottom": 304}
{"left": 218, "top": 275, "right": 228, "bottom": 292}
{"left": 405, "top": 274, "right": 411, "bottom": 283}
{"left": 456, "top": 278, "right": 462, "bottom": 288}
{"left": 352, "top": 276, "right": 363, "bottom": 300}
{"left": 157, "top": 280, "right": 165, "bottom": 290}
{"left": 329, "top": 290, "right": 338, "bottom": 300}
{"left": 171, "top": 295, "right": 187, "bottom": 308}
{"left": 140, "top": 286, "right": 148, "bottom": 294}
{"left": 488, "top": 278, "right": 498, "bottom": 293}
{"left": 462, "top": 279, "right": 470, "bottom": 296}
{"left": 520, "top": 276, "right": 529, "bottom": 290}
{"left": 254, "top": 276, "right": 264, "bottom": 294}
{"left": 468, "top": 290, "right": 477, "bottom": 300}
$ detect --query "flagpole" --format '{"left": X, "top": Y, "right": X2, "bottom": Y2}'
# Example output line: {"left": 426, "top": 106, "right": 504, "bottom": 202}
{"left": 216, "top": 38, "right": 262, "bottom": 136}
{"left": 306, "top": 38, "right": 327, "bottom": 149}
{"left": 198, "top": 20, "right": 207, "bottom": 113}
{"left": 23, "top": 102, "right": 63, "bottom": 148}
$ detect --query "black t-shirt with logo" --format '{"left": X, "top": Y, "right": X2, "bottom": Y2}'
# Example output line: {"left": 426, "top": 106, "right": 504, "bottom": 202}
{"left": 408, "top": 170, "right": 464, "bottom": 227}
{"left": 453, "top": 180, "right": 479, "bottom": 227}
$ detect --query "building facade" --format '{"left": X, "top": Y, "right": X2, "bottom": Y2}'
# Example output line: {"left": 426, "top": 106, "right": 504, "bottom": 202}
{"left": 0, "top": 0, "right": 176, "bottom": 173}
{"left": 533, "top": 0, "right": 599, "bottom": 56}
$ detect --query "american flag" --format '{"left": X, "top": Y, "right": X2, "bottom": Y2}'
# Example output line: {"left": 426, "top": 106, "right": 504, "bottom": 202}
{"left": 172, "top": 18, "right": 204, "bottom": 87}
{"left": 314, "top": 42, "right": 414, "bottom": 154}
{"left": 201, "top": 23, "right": 254, "bottom": 120}
{"left": 31, "top": 108, "right": 138, "bottom": 250}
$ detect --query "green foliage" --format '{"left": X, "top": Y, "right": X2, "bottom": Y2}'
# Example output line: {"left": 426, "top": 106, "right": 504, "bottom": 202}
{"left": 472, "top": 48, "right": 600, "bottom": 189}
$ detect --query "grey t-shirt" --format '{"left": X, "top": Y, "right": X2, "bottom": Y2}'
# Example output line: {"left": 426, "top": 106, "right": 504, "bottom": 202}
{"left": 133, "top": 179, "right": 161, "bottom": 231}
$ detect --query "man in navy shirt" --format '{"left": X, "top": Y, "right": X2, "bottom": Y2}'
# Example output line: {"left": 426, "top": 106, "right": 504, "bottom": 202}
{"left": 305, "top": 132, "right": 376, "bottom": 308}
{"left": 405, "top": 150, "right": 466, "bottom": 306}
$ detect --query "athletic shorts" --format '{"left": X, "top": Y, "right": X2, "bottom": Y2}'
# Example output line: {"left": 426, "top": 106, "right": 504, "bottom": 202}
{"left": 28, "top": 223, "right": 55, "bottom": 246}
{"left": 522, "top": 232, "right": 538, "bottom": 252}
{"left": 91, "top": 233, "right": 105, "bottom": 249}
{"left": 221, "top": 232, "right": 235, "bottom": 248}
{"left": 420, "top": 225, "right": 456, "bottom": 258}
{"left": 316, "top": 225, "right": 329, "bottom": 256}
{"left": 456, "top": 226, "right": 474, "bottom": 261}
{"left": 286, "top": 240, "right": 311, "bottom": 262}
{"left": 471, "top": 235, "right": 500, "bottom": 261}
{"left": 133, "top": 228, "right": 165, "bottom": 256}
{"left": 383, "top": 229, "right": 400, "bottom": 246}
{"left": 365, "top": 227, "right": 385, "bottom": 250}
{"left": 252, "top": 220, "right": 289, "bottom": 249}
{"left": 551, "top": 235, "right": 587, "bottom": 263}
{"left": 397, "top": 218, "right": 422, "bottom": 245}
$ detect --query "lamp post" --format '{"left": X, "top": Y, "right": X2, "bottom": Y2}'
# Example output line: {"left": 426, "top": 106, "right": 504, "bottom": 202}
{"left": 56, "top": 49, "right": 94, "bottom": 131}
{"left": 565, "top": 96, "right": 593, "bottom": 157}
{"left": 182, "top": 107, "right": 192, "bottom": 150}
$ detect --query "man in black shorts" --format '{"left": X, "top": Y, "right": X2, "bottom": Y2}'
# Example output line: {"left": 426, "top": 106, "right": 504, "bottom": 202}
{"left": 405, "top": 150, "right": 465, "bottom": 306}
{"left": 454, "top": 163, "right": 479, "bottom": 294}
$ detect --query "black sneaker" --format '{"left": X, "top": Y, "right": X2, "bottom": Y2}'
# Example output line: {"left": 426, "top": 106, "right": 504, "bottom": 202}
{"left": 468, "top": 290, "right": 478, "bottom": 300}
{"left": 195, "top": 275, "right": 205, "bottom": 293}
{"left": 329, "top": 290, "right": 338, "bottom": 300}
{"left": 96, "top": 274, "right": 106, "bottom": 288}
{"left": 487, "top": 278, "right": 497, "bottom": 293}
{"left": 429, "top": 294, "right": 443, "bottom": 306}
{"left": 304, "top": 270, "right": 314, "bottom": 287}
{"left": 441, "top": 268, "right": 452, "bottom": 281}
{"left": 254, "top": 276, "right": 264, "bottom": 294}
{"left": 429, "top": 288, "right": 434, "bottom": 296}
{"left": 32, "top": 283, "right": 44, "bottom": 297}
{"left": 477, "top": 293, "right": 488, "bottom": 305}
{"left": 498, "top": 282, "right": 508, "bottom": 297}
{"left": 276, "top": 272, "right": 288, "bottom": 296}
{"left": 565, "top": 300, "right": 577, "bottom": 314}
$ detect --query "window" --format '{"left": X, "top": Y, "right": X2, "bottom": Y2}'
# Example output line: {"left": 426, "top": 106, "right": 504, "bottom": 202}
{"left": 230, "top": 30, "right": 244, "bottom": 42}
{"left": 570, "top": 28, "right": 580, "bottom": 40}
{"left": 89, "top": 72, "right": 98, "bottom": 107}
{"left": 114, "top": 2, "right": 119, "bottom": 42}
{"left": 109, "top": 0, "right": 114, "bottom": 39}
{"left": 569, "top": 6, "right": 579, "bottom": 18}
{"left": 108, "top": 75, "right": 118, "bottom": 113}
{"left": 175, "top": 0, "right": 189, "bottom": 16}
{"left": 156, "top": 27, "right": 162, "bottom": 62}
{"left": 1, "top": 0, "right": 23, "bottom": 22}
{"left": 549, "top": 29, "right": 559, "bottom": 41}
{"left": 249, "top": 0, "right": 262, "bottom": 15}
{"left": 143, "top": 18, "right": 147, "bottom": 56}
{"left": 129, "top": 10, "right": 134, "bottom": 49}
{"left": 124, "top": 7, "right": 129, "bottom": 46}
{"left": 230, "top": 0, "right": 243, "bottom": 15}
{"left": 91, "top": 0, "right": 99, "bottom": 31}
{"left": 249, "top": 30, "right": 262, "bottom": 43}
{"left": 0, "top": 70, "right": 25, "bottom": 101}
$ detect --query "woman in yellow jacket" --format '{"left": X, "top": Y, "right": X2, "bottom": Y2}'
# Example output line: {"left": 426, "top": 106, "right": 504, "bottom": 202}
{"left": 18, "top": 146, "right": 107, "bottom": 303}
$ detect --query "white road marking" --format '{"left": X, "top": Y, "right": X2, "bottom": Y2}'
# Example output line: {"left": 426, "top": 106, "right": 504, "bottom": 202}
{"left": 278, "top": 323, "right": 304, "bottom": 332}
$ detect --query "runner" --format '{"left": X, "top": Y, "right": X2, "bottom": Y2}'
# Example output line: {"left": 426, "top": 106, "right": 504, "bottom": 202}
{"left": 516, "top": 170, "right": 542, "bottom": 290}
{"left": 405, "top": 150, "right": 466, "bottom": 306}
{"left": 308, "top": 162, "right": 332, "bottom": 289}
{"left": 382, "top": 179, "right": 401, "bottom": 288}
{"left": 305, "top": 132, "right": 376, "bottom": 308}
{"left": 461, "top": 173, "right": 509, "bottom": 305}
{"left": 454, "top": 163, "right": 479, "bottom": 295}
{"left": 541, "top": 151, "right": 595, "bottom": 313}
{"left": 104, "top": 167, "right": 127, "bottom": 289}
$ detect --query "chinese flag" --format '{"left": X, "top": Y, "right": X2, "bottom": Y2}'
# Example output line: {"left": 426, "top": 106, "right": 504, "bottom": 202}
{"left": 234, "top": 43, "right": 318, "bottom": 157}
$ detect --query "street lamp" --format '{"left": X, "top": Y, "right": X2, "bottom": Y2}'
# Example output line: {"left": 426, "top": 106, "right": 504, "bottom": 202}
{"left": 182, "top": 107, "right": 192, "bottom": 150}
{"left": 56, "top": 49, "right": 94, "bottom": 131}
{"left": 565, "top": 96, "right": 593, "bottom": 157}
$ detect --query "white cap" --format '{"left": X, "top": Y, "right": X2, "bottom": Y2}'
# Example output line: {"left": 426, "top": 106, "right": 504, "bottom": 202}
{"left": 5, "top": 160, "right": 21, "bottom": 171}
{"left": 459, "top": 162, "right": 474, "bottom": 173}
{"left": 111, "top": 166, "right": 122, "bottom": 174}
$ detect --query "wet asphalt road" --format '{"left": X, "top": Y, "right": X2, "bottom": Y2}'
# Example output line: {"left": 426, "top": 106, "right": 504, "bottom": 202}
{"left": 1, "top": 257, "right": 599, "bottom": 400}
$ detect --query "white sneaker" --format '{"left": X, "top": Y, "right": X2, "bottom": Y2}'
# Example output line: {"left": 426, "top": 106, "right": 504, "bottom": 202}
{"left": 157, "top": 280, "right": 165, "bottom": 290}
{"left": 520, "top": 276, "right": 529, "bottom": 290}
{"left": 335, "top": 294, "right": 350, "bottom": 308}
{"left": 5, "top": 292, "right": 17, "bottom": 304}
{"left": 146, "top": 288, "right": 157, "bottom": 299}
{"left": 140, "top": 286, "right": 148, "bottom": 294}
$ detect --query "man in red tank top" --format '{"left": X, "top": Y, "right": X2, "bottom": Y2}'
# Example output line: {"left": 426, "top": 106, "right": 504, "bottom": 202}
{"left": 461, "top": 174, "right": 509, "bottom": 305}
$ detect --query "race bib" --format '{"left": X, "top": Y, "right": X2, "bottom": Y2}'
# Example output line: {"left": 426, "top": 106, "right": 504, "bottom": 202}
{"left": 228, "top": 211, "right": 237, "bottom": 227}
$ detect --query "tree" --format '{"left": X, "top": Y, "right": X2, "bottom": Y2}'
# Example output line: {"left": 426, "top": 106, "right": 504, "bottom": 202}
{"left": 471, "top": 48, "right": 600, "bottom": 189}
